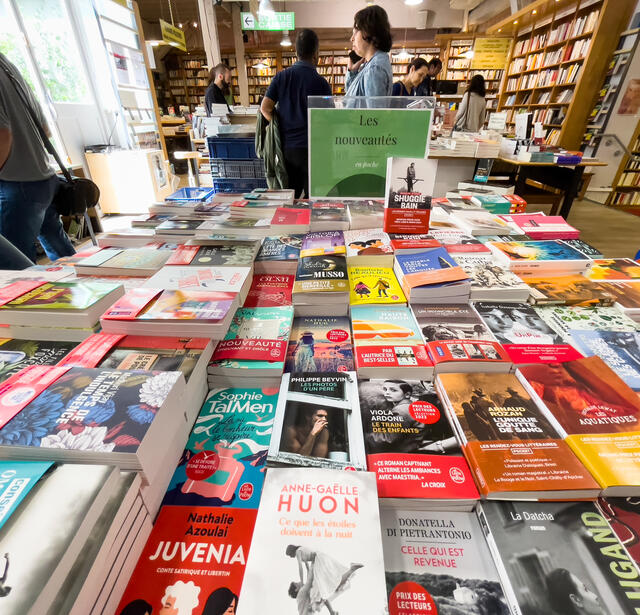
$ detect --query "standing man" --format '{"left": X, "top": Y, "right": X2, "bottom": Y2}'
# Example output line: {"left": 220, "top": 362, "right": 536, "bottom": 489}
{"left": 260, "top": 29, "right": 332, "bottom": 198}
{"left": 414, "top": 58, "right": 443, "bottom": 97}
{"left": 205, "top": 63, "right": 232, "bottom": 115}
{"left": 0, "top": 52, "right": 75, "bottom": 265}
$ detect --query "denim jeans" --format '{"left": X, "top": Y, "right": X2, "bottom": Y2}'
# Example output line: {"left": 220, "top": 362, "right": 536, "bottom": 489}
{"left": 0, "top": 176, "right": 76, "bottom": 263}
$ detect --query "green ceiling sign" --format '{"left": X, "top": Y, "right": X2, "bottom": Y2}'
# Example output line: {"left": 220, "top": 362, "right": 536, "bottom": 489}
{"left": 241, "top": 12, "right": 295, "bottom": 31}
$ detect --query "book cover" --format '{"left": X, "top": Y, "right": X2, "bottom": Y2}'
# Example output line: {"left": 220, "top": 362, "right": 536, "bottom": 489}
{"left": 155, "top": 219, "right": 204, "bottom": 233}
{"left": 569, "top": 331, "right": 640, "bottom": 392}
{"left": 0, "top": 460, "right": 53, "bottom": 529}
{"left": 144, "top": 265, "right": 250, "bottom": 293}
{"left": 243, "top": 274, "right": 294, "bottom": 308}
{"left": 210, "top": 306, "right": 293, "bottom": 370}
{"left": 256, "top": 235, "right": 303, "bottom": 262}
{"left": 437, "top": 371, "right": 599, "bottom": 498}
{"left": 489, "top": 240, "right": 590, "bottom": 262}
{"left": 93, "top": 248, "right": 170, "bottom": 270}
{"left": 561, "top": 238, "right": 603, "bottom": 258}
{"left": 453, "top": 254, "right": 531, "bottom": 292}
{"left": 271, "top": 208, "right": 311, "bottom": 227}
{"left": 0, "top": 338, "right": 76, "bottom": 384}
{"left": 236, "top": 467, "right": 388, "bottom": 615}
{"left": 140, "top": 290, "right": 235, "bottom": 322}
{"left": 351, "top": 306, "right": 432, "bottom": 372}
{"left": 413, "top": 303, "right": 494, "bottom": 342}
{"left": 383, "top": 208, "right": 431, "bottom": 235}
{"left": 598, "top": 497, "right": 640, "bottom": 566}
{"left": 167, "top": 245, "right": 256, "bottom": 267}
{"left": 0, "top": 366, "right": 182, "bottom": 454}
{"left": 310, "top": 202, "right": 349, "bottom": 223}
{"left": 293, "top": 255, "right": 349, "bottom": 294}
{"left": 519, "top": 356, "right": 640, "bottom": 437}
{"left": 427, "top": 339, "right": 511, "bottom": 366}
{"left": 300, "top": 231, "right": 346, "bottom": 258}
{"left": 163, "top": 385, "right": 278, "bottom": 508}
{"left": 586, "top": 259, "right": 640, "bottom": 281}
{"left": 388, "top": 234, "right": 441, "bottom": 252}
{"left": 395, "top": 248, "right": 469, "bottom": 288}
{"left": 606, "top": 282, "right": 640, "bottom": 310}
{"left": 478, "top": 500, "right": 640, "bottom": 615}
{"left": 451, "top": 210, "right": 513, "bottom": 234}
{"left": 0, "top": 281, "right": 120, "bottom": 311}
{"left": 523, "top": 274, "right": 615, "bottom": 306}
{"left": 359, "top": 379, "right": 478, "bottom": 501}
{"left": 116, "top": 506, "right": 257, "bottom": 615}
{"left": 285, "top": 317, "right": 354, "bottom": 373}
{"left": 344, "top": 229, "right": 393, "bottom": 258}
{"left": 385, "top": 157, "right": 436, "bottom": 210}
{"left": 381, "top": 506, "right": 507, "bottom": 615}
{"left": 428, "top": 229, "right": 489, "bottom": 253}
{"left": 348, "top": 266, "right": 406, "bottom": 306}
{"left": 268, "top": 372, "right": 366, "bottom": 470}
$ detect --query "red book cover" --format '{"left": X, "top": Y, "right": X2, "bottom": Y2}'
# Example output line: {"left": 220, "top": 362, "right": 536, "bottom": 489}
{"left": 359, "top": 379, "right": 478, "bottom": 501}
{"left": 388, "top": 235, "right": 441, "bottom": 251}
{"left": 503, "top": 193, "right": 527, "bottom": 213}
{"left": 355, "top": 344, "right": 433, "bottom": 370}
{"left": 271, "top": 208, "right": 311, "bottom": 226}
{"left": 426, "top": 339, "right": 511, "bottom": 367}
{"left": 165, "top": 245, "right": 199, "bottom": 265}
{"left": 243, "top": 274, "right": 294, "bottom": 307}
{"left": 506, "top": 343, "right": 584, "bottom": 366}
{"left": 116, "top": 506, "right": 257, "bottom": 615}
{"left": 383, "top": 208, "right": 430, "bottom": 235}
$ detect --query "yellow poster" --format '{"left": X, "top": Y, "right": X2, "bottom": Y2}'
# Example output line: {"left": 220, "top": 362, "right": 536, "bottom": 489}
{"left": 160, "top": 19, "right": 187, "bottom": 52}
{"left": 471, "top": 38, "right": 511, "bottom": 69}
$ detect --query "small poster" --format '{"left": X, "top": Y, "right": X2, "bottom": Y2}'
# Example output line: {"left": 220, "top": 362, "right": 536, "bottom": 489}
{"left": 471, "top": 38, "right": 511, "bottom": 69}
{"left": 618, "top": 79, "right": 640, "bottom": 115}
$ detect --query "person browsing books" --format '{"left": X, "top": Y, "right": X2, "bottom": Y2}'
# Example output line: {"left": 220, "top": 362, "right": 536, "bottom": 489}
{"left": 392, "top": 57, "right": 429, "bottom": 96}
{"left": 205, "top": 63, "right": 231, "bottom": 115}
{"left": 346, "top": 6, "right": 393, "bottom": 97}
{"left": 260, "top": 29, "right": 332, "bottom": 199}
{"left": 414, "top": 58, "right": 442, "bottom": 97}
{"left": 454, "top": 74, "right": 487, "bottom": 132}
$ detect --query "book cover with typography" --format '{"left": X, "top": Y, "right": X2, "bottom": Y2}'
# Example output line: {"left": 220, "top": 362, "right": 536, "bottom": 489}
{"left": 236, "top": 467, "right": 388, "bottom": 615}
{"left": 116, "top": 505, "right": 257, "bottom": 615}
{"left": 243, "top": 274, "right": 294, "bottom": 308}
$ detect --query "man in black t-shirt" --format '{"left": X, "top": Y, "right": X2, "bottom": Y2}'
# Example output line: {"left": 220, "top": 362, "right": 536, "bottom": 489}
{"left": 260, "top": 29, "right": 332, "bottom": 198}
{"left": 205, "top": 63, "right": 231, "bottom": 115}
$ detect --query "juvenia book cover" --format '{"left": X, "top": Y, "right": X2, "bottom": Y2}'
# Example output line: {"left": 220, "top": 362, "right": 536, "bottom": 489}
{"left": 116, "top": 505, "right": 257, "bottom": 615}
{"left": 236, "top": 467, "right": 388, "bottom": 615}
{"left": 359, "top": 379, "right": 477, "bottom": 502}
{"left": 436, "top": 372, "right": 599, "bottom": 498}
{"left": 381, "top": 505, "right": 508, "bottom": 615}
{"left": 477, "top": 500, "right": 640, "bottom": 615}
{"left": 163, "top": 386, "right": 278, "bottom": 509}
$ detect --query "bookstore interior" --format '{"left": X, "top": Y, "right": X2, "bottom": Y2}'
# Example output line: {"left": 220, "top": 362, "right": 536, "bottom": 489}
{"left": 5, "top": 0, "right": 640, "bottom": 613}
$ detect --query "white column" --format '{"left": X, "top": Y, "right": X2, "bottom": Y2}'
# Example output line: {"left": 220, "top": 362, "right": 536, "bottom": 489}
{"left": 231, "top": 4, "right": 250, "bottom": 106}
{"left": 197, "top": 0, "right": 221, "bottom": 68}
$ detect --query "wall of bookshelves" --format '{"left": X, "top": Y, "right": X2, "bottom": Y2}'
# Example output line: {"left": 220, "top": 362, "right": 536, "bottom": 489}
{"left": 494, "top": 0, "right": 633, "bottom": 149}
{"left": 607, "top": 123, "right": 640, "bottom": 208}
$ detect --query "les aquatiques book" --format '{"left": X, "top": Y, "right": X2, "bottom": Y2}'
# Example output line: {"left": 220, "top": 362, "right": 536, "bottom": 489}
{"left": 519, "top": 356, "right": 640, "bottom": 494}
{"left": 268, "top": 372, "right": 367, "bottom": 470}
{"left": 359, "top": 379, "right": 478, "bottom": 504}
{"left": 0, "top": 338, "right": 77, "bottom": 385}
{"left": 237, "top": 467, "right": 388, "bottom": 615}
{"left": 436, "top": 371, "right": 600, "bottom": 499}
{"left": 348, "top": 266, "right": 407, "bottom": 306}
{"left": 163, "top": 385, "right": 278, "bottom": 508}
{"left": 381, "top": 505, "right": 508, "bottom": 615}
{"left": 477, "top": 500, "right": 640, "bottom": 615}
{"left": 285, "top": 316, "right": 354, "bottom": 373}
{"left": 117, "top": 505, "right": 257, "bottom": 615}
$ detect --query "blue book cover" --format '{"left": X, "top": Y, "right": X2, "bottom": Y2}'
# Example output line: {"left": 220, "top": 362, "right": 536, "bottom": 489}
{"left": 491, "top": 240, "right": 589, "bottom": 262}
{"left": 162, "top": 386, "right": 278, "bottom": 508}
{"left": 0, "top": 461, "right": 53, "bottom": 530}
{"left": 569, "top": 330, "right": 640, "bottom": 391}
{"left": 395, "top": 247, "right": 459, "bottom": 275}
{"left": 256, "top": 235, "right": 303, "bottom": 262}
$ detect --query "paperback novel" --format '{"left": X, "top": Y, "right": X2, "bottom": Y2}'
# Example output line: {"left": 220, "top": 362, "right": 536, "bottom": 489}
{"left": 299, "top": 231, "right": 346, "bottom": 258}
{"left": 243, "top": 274, "right": 294, "bottom": 308}
{"left": 348, "top": 266, "right": 406, "bottom": 306}
{"left": 0, "top": 338, "right": 76, "bottom": 384}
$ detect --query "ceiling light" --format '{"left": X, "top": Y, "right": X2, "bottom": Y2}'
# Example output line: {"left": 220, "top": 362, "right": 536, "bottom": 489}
{"left": 532, "top": 9, "right": 537, "bottom": 14}
{"left": 513, "top": 20, "right": 518, "bottom": 24}
{"left": 280, "top": 30, "right": 292, "bottom": 47}
{"left": 148, "top": 40, "right": 163, "bottom": 46}
{"left": 253, "top": 60, "right": 268, "bottom": 70}
{"left": 463, "top": 49, "right": 474, "bottom": 59}
{"left": 258, "top": 0, "right": 275, "bottom": 16}
{"left": 404, "top": 0, "right": 423, "bottom": 5}
{"left": 498, "top": 28, "right": 502, "bottom": 32}
{"left": 393, "top": 47, "right": 413, "bottom": 61}
{"left": 178, "top": 22, "right": 182, "bottom": 28}
{"left": 193, "top": 21, "right": 198, "bottom": 28}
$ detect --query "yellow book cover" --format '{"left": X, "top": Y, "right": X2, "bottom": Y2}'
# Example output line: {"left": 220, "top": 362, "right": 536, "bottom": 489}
{"left": 348, "top": 266, "right": 406, "bottom": 306}
{"left": 566, "top": 432, "right": 640, "bottom": 492}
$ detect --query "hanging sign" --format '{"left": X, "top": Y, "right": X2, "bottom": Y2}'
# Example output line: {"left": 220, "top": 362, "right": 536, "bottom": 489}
{"left": 309, "top": 105, "right": 432, "bottom": 198}
{"left": 241, "top": 12, "right": 295, "bottom": 31}
{"left": 160, "top": 19, "right": 187, "bottom": 52}
{"left": 470, "top": 38, "right": 511, "bottom": 69}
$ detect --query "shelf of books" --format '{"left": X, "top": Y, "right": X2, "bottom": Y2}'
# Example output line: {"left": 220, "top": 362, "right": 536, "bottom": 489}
{"left": 182, "top": 55, "right": 209, "bottom": 110}
{"left": 9, "top": 168, "right": 640, "bottom": 613}
{"left": 495, "top": 0, "right": 632, "bottom": 148}
{"left": 607, "top": 123, "right": 640, "bottom": 208}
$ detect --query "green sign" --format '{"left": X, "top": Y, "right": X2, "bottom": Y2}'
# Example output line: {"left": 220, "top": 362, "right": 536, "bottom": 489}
{"left": 241, "top": 12, "right": 295, "bottom": 31}
{"left": 309, "top": 107, "right": 432, "bottom": 198}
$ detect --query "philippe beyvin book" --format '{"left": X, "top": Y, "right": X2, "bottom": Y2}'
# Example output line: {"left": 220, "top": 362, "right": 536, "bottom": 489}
{"left": 237, "top": 467, "right": 388, "bottom": 615}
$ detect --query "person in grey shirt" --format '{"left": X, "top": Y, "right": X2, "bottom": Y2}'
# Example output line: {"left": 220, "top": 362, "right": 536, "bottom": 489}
{"left": 0, "top": 52, "right": 75, "bottom": 266}
{"left": 346, "top": 6, "right": 393, "bottom": 97}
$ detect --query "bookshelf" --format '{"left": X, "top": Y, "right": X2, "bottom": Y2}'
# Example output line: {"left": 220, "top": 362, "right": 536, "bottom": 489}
{"left": 493, "top": 0, "right": 635, "bottom": 149}
{"left": 607, "top": 123, "right": 640, "bottom": 208}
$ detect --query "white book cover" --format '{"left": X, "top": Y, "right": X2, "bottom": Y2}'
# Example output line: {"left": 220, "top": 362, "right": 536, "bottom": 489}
{"left": 451, "top": 210, "right": 513, "bottom": 235}
{"left": 344, "top": 229, "right": 393, "bottom": 258}
{"left": 237, "top": 467, "right": 388, "bottom": 615}
{"left": 453, "top": 254, "right": 531, "bottom": 291}
{"left": 379, "top": 504, "right": 508, "bottom": 614}
{"left": 143, "top": 266, "right": 251, "bottom": 292}
{"left": 385, "top": 158, "right": 437, "bottom": 209}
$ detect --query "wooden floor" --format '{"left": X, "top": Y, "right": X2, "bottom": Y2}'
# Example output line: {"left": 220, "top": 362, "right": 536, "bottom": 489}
{"left": 529, "top": 200, "right": 640, "bottom": 259}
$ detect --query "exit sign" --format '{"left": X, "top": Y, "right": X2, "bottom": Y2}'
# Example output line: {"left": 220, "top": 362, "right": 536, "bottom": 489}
{"left": 241, "top": 12, "right": 295, "bottom": 31}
